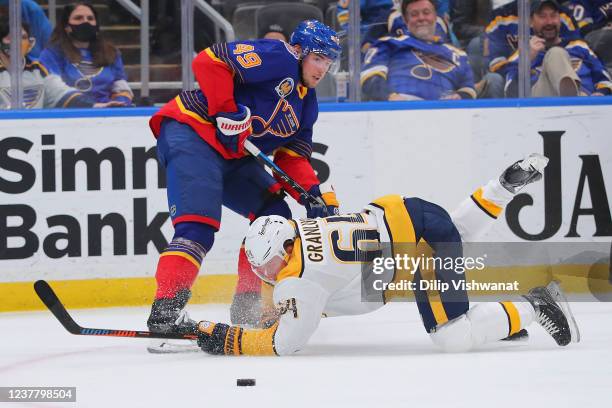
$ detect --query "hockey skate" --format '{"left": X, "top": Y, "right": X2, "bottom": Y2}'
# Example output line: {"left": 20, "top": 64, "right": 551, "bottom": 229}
{"left": 500, "top": 153, "right": 549, "bottom": 194}
{"left": 523, "top": 281, "right": 581, "bottom": 346}
{"left": 146, "top": 289, "right": 200, "bottom": 353}
{"left": 501, "top": 328, "right": 529, "bottom": 342}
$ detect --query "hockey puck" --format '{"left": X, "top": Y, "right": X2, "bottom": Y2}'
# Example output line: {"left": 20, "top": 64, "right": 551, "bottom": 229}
{"left": 237, "top": 379, "right": 256, "bottom": 387}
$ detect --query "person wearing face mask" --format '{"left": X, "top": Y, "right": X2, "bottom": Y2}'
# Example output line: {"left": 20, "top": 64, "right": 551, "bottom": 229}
{"left": 38, "top": 2, "right": 132, "bottom": 106}
{"left": 0, "top": 17, "right": 110, "bottom": 109}
{"left": 504, "top": 0, "right": 612, "bottom": 97}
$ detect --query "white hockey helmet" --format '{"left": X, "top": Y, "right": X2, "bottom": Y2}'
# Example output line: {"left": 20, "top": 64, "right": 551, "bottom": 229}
{"left": 244, "top": 215, "right": 297, "bottom": 285}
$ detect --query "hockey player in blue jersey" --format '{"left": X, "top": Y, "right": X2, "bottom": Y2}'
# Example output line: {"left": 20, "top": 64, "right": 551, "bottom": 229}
{"left": 504, "top": 0, "right": 612, "bottom": 96}
{"left": 145, "top": 20, "right": 342, "bottom": 351}
{"left": 361, "top": 0, "right": 476, "bottom": 101}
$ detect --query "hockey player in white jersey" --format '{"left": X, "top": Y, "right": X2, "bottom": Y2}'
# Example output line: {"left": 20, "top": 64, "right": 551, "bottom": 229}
{"left": 195, "top": 153, "right": 581, "bottom": 355}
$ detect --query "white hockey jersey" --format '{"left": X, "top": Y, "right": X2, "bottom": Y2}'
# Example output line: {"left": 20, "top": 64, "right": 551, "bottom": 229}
{"left": 238, "top": 194, "right": 420, "bottom": 356}
{"left": 0, "top": 59, "right": 88, "bottom": 109}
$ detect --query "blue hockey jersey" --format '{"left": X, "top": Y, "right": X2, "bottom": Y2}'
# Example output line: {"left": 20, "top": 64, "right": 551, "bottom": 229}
{"left": 38, "top": 46, "right": 133, "bottom": 105}
{"left": 505, "top": 38, "right": 612, "bottom": 95}
{"left": 360, "top": 35, "right": 476, "bottom": 100}
{"left": 337, "top": 0, "right": 395, "bottom": 33}
{"left": 486, "top": 2, "right": 581, "bottom": 76}
{"left": 150, "top": 39, "right": 323, "bottom": 197}
{"left": 566, "top": 0, "right": 612, "bottom": 32}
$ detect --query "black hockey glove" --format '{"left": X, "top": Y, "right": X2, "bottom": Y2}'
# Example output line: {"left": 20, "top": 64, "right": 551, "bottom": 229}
{"left": 304, "top": 183, "right": 339, "bottom": 218}
{"left": 197, "top": 321, "right": 242, "bottom": 355}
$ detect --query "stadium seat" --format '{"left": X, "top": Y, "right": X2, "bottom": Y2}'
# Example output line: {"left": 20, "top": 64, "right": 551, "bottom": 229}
{"left": 232, "top": 1, "right": 306, "bottom": 40}
{"left": 255, "top": 3, "right": 324, "bottom": 40}
{"left": 221, "top": 0, "right": 301, "bottom": 21}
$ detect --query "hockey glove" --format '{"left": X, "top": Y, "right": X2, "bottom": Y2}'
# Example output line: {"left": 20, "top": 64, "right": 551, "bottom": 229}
{"left": 304, "top": 183, "right": 340, "bottom": 218}
{"left": 214, "top": 104, "right": 252, "bottom": 155}
{"left": 197, "top": 320, "right": 242, "bottom": 355}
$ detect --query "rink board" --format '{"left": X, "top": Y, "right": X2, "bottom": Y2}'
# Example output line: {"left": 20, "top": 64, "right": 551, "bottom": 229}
{"left": 1, "top": 100, "right": 611, "bottom": 310}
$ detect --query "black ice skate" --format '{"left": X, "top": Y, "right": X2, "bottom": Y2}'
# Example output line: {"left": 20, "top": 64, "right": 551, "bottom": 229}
{"left": 500, "top": 153, "right": 549, "bottom": 194}
{"left": 523, "top": 281, "right": 580, "bottom": 346}
{"left": 501, "top": 328, "right": 529, "bottom": 342}
{"left": 146, "top": 289, "right": 200, "bottom": 353}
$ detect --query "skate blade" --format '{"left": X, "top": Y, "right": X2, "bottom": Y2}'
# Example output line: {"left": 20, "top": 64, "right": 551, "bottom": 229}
{"left": 147, "top": 339, "right": 200, "bottom": 354}
{"left": 500, "top": 329, "right": 529, "bottom": 343}
{"left": 546, "top": 281, "right": 581, "bottom": 343}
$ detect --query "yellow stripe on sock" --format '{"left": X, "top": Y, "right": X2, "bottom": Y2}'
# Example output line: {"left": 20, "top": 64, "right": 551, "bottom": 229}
{"left": 160, "top": 251, "right": 201, "bottom": 269}
{"left": 500, "top": 301, "right": 521, "bottom": 336}
{"left": 472, "top": 187, "right": 503, "bottom": 218}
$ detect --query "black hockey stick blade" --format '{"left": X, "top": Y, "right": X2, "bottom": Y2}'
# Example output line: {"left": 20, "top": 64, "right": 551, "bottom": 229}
{"left": 34, "top": 280, "right": 198, "bottom": 340}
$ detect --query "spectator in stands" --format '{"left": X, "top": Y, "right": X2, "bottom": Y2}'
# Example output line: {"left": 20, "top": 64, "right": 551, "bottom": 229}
{"left": 259, "top": 23, "right": 288, "bottom": 42}
{"left": 448, "top": 0, "right": 506, "bottom": 97}
{"left": 565, "top": 0, "right": 612, "bottom": 71}
{"left": 505, "top": 0, "right": 612, "bottom": 96}
{"left": 450, "top": 0, "right": 491, "bottom": 77}
{"left": 486, "top": 0, "right": 581, "bottom": 79}
{"left": 337, "top": 0, "right": 396, "bottom": 52}
{"left": 361, "top": 0, "right": 476, "bottom": 100}
{"left": 0, "top": 17, "right": 116, "bottom": 109}
{"left": 387, "top": 0, "right": 453, "bottom": 42}
{"left": 0, "top": 0, "right": 52, "bottom": 58}
{"left": 39, "top": 2, "right": 133, "bottom": 106}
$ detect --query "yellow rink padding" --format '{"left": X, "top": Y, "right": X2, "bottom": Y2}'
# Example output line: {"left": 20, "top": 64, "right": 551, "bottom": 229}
{"left": 0, "top": 274, "right": 237, "bottom": 312}
{"left": 1, "top": 263, "right": 610, "bottom": 312}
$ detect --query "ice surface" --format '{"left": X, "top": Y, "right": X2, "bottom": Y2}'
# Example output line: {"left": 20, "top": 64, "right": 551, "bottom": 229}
{"left": 1, "top": 302, "right": 610, "bottom": 408}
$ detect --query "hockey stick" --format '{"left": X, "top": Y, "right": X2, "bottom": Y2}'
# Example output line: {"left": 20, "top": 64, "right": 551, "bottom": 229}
{"left": 243, "top": 139, "right": 326, "bottom": 208}
{"left": 33, "top": 280, "right": 198, "bottom": 340}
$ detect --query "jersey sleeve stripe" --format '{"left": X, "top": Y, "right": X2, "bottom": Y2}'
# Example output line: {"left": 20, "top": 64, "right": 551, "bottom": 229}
{"left": 175, "top": 95, "right": 213, "bottom": 125}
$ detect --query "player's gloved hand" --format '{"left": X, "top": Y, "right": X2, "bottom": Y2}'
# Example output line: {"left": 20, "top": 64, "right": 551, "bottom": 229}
{"left": 260, "top": 305, "right": 280, "bottom": 329}
{"left": 196, "top": 320, "right": 231, "bottom": 355}
{"left": 214, "top": 104, "right": 252, "bottom": 155}
{"left": 304, "top": 183, "right": 340, "bottom": 218}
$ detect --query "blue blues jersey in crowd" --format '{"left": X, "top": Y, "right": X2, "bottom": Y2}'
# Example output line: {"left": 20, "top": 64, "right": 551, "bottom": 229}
{"left": 38, "top": 46, "right": 133, "bottom": 104}
{"left": 486, "top": 1, "right": 581, "bottom": 76}
{"left": 566, "top": 0, "right": 612, "bottom": 31}
{"left": 505, "top": 38, "right": 612, "bottom": 94}
{"left": 360, "top": 35, "right": 476, "bottom": 100}
{"left": 337, "top": 0, "right": 395, "bottom": 33}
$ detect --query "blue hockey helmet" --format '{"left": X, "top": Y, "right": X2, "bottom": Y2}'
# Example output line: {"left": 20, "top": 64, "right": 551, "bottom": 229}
{"left": 290, "top": 20, "right": 341, "bottom": 61}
